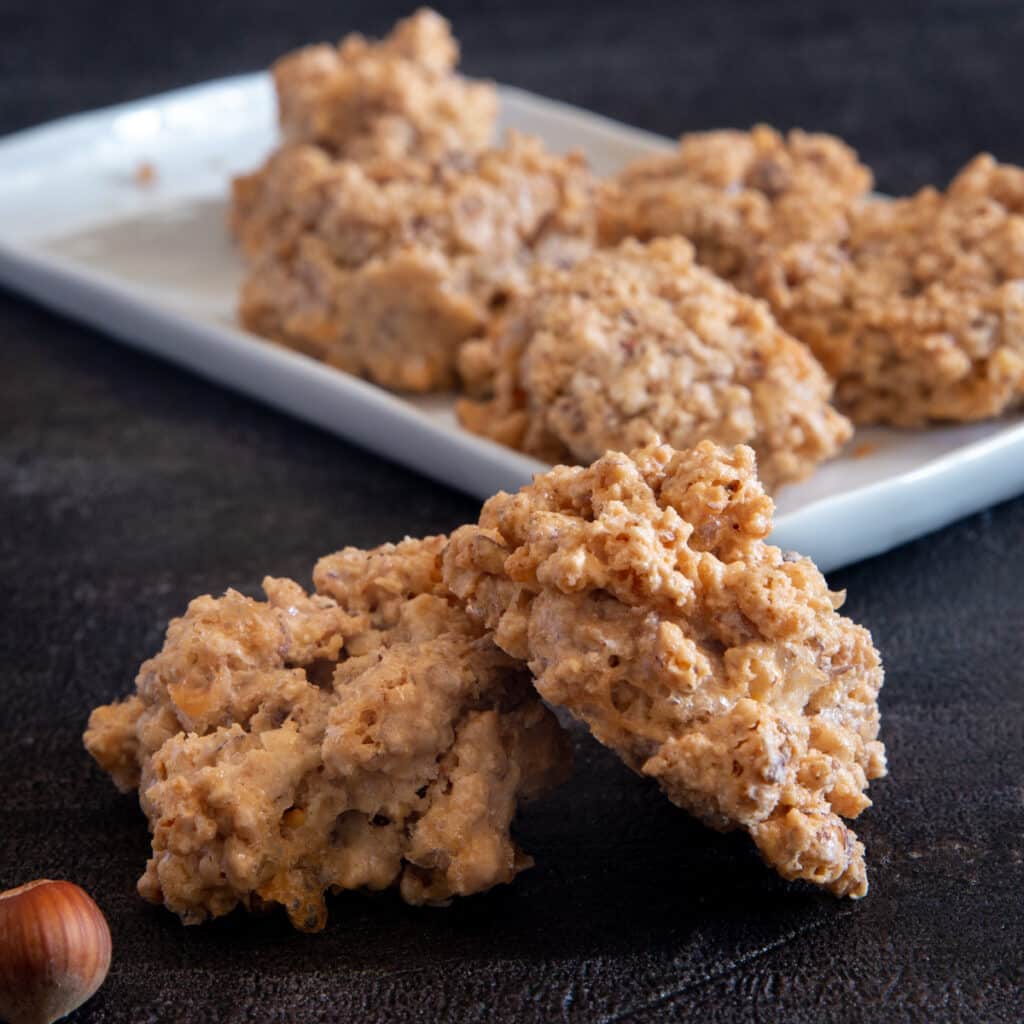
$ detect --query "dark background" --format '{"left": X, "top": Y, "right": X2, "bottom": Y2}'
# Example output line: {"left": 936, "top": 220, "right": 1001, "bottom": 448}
{"left": 2, "top": 1, "right": 1023, "bottom": 1021}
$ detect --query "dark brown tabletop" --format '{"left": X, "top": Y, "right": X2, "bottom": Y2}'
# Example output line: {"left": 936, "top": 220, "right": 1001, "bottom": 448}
{"left": 2, "top": 2, "right": 1023, "bottom": 1021}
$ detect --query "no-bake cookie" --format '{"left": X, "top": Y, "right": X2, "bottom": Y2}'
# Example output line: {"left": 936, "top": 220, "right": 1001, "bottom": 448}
{"left": 444, "top": 441, "right": 886, "bottom": 897}
{"left": 231, "top": 133, "right": 596, "bottom": 391}
{"left": 84, "top": 537, "right": 571, "bottom": 930}
{"left": 457, "top": 237, "right": 851, "bottom": 490}
{"left": 271, "top": 8, "right": 497, "bottom": 162}
{"left": 752, "top": 154, "right": 1024, "bottom": 424}
{"left": 600, "top": 125, "right": 872, "bottom": 286}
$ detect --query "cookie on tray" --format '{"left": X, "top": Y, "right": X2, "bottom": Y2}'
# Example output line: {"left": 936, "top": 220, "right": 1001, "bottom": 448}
{"left": 84, "top": 537, "right": 571, "bottom": 931}
{"left": 752, "top": 154, "right": 1024, "bottom": 425}
{"left": 457, "top": 237, "right": 851, "bottom": 491}
{"left": 444, "top": 441, "right": 887, "bottom": 898}
{"left": 231, "top": 133, "right": 596, "bottom": 391}
{"left": 600, "top": 124, "right": 872, "bottom": 285}
{"left": 272, "top": 8, "right": 497, "bottom": 162}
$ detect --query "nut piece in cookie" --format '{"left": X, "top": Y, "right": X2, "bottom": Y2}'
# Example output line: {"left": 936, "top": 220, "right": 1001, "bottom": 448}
{"left": 753, "top": 154, "right": 1024, "bottom": 425}
{"left": 444, "top": 441, "right": 886, "bottom": 897}
{"left": 231, "top": 134, "right": 596, "bottom": 391}
{"left": 457, "top": 237, "right": 851, "bottom": 491}
{"left": 271, "top": 8, "right": 497, "bottom": 162}
{"left": 601, "top": 125, "right": 872, "bottom": 285}
{"left": 84, "top": 537, "right": 571, "bottom": 931}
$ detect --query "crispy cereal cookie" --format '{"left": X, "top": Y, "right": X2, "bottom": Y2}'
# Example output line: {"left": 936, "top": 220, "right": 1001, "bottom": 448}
{"left": 84, "top": 537, "right": 571, "bottom": 930}
{"left": 444, "top": 441, "right": 886, "bottom": 897}
{"left": 752, "top": 154, "right": 1024, "bottom": 425}
{"left": 231, "top": 134, "right": 596, "bottom": 391}
{"left": 600, "top": 125, "right": 872, "bottom": 284}
{"left": 456, "top": 238, "right": 851, "bottom": 491}
{"left": 271, "top": 8, "right": 497, "bottom": 162}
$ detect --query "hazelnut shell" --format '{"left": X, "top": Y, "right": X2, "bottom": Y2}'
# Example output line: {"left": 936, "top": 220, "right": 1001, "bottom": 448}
{"left": 0, "top": 880, "right": 112, "bottom": 1024}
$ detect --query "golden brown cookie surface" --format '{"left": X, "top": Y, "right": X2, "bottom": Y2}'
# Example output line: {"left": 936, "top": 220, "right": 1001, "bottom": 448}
{"left": 754, "top": 155, "right": 1024, "bottom": 424}
{"left": 444, "top": 441, "right": 886, "bottom": 897}
{"left": 601, "top": 125, "right": 871, "bottom": 285}
{"left": 84, "top": 538, "right": 571, "bottom": 930}
{"left": 457, "top": 238, "right": 851, "bottom": 490}
{"left": 231, "top": 135, "right": 596, "bottom": 391}
{"left": 272, "top": 8, "right": 497, "bottom": 162}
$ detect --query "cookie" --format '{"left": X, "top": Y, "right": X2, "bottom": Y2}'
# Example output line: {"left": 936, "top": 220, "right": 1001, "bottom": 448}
{"left": 444, "top": 441, "right": 886, "bottom": 897}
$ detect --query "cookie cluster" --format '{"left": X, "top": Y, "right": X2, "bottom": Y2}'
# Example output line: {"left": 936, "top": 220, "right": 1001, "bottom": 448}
{"left": 229, "top": 9, "right": 1024, "bottom": 497}
{"left": 87, "top": 441, "right": 886, "bottom": 927}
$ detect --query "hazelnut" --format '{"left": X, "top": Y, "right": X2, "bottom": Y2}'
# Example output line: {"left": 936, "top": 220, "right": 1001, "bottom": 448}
{"left": 0, "top": 880, "right": 112, "bottom": 1024}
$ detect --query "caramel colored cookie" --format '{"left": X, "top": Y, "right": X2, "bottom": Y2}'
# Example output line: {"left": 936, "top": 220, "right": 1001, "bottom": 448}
{"left": 601, "top": 124, "right": 871, "bottom": 284}
{"left": 231, "top": 134, "right": 595, "bottom": 391}
{"left": 85, "top": 538, "right": 571, "bottom": 930}
{"left": 444, "top": 441, "right": 886, "bottom": 897}
{"left": 753, "top": 154, "right": 1024, "bottom": 424}
{"left": 272, "top": 8, "right": 496, "bottom": 162}
{"left": 457, "top": 238, "right": 851, "bottom": 490}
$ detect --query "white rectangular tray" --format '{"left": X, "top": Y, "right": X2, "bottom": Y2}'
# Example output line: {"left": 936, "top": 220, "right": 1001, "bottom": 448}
{"left": 2, "top": 73, "right": 1022, "bottom": 572}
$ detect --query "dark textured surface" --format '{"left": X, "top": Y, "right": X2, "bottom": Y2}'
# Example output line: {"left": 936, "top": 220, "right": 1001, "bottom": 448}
{"left": 2, "top": 1, "right": 1023, "bottom": 1021}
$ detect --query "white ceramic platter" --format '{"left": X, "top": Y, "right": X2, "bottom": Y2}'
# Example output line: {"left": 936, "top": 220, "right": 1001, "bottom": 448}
{"left": 1, "top": 73, "right": 1022, "bottom": 571}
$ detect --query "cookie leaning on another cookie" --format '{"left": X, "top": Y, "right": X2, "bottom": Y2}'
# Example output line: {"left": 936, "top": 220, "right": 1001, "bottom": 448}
{"left": 444, "top": 440, "right": 886, "bottom": 897}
